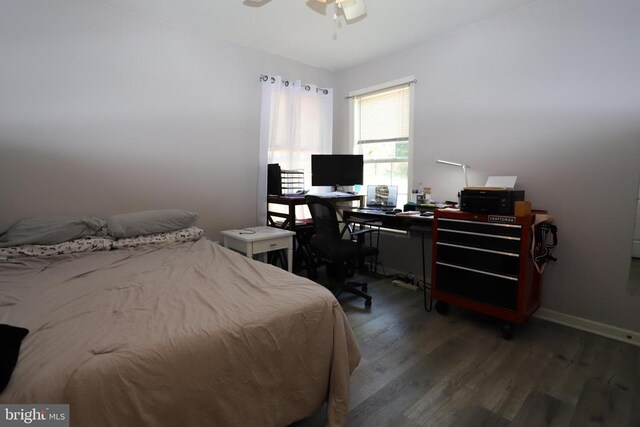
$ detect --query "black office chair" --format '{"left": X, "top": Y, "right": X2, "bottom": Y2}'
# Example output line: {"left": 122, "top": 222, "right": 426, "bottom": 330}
{"left": 305, "top": 196, "right": 377, "bottom": 307}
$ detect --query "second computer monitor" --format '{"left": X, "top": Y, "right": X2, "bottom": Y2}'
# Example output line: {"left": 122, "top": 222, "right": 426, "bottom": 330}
{"left": 366, "top": 185, "right": 398, "bottom": 208}
{"left": 311, "top": 154, "right": 363, "bottom": 187}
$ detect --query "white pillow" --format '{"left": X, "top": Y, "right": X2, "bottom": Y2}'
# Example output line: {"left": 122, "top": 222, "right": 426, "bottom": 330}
{"left": 111, "top": 227, "right": 204, "bottom": 249}
{"left": 0, "top": 237, "right": 113, "bottom": 261}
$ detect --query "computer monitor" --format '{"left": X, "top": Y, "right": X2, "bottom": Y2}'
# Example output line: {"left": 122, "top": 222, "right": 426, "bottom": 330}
{"left": 366, "top": 185, "right": 398, "bottom": 208}
{"left": 311, "top": 154, "right": 363, "bottom": 187}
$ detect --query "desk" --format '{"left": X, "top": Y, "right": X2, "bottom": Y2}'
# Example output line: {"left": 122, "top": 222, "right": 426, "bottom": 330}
{"left": 343, "top": 208, "right": 433, "bottom": 233}
{"left": 267, "top": 194, "right": 365, "bottom": 230}
{"left": 342, "top": 208, "right": 434, "bottom": 311}
{"left": 221, "top": 226, "right": 296, "bottom": 272}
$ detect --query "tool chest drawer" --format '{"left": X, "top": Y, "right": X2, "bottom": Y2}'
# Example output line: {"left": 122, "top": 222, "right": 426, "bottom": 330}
{"left": 437, "top": 218, "right": 522, "bottom": 237}
{"left": 436, "top": 229, "right": 521, "bottom": 254}
{"left": 436, "top": 242, "right": 520, "bottom": 277}
{"left": 435, "top": 262, "right": 518, "bottom": 310}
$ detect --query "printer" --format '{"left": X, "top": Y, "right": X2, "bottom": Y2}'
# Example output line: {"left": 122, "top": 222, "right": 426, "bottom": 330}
{"left": 459, "top": 177, "right": 524, "bottom": 215}
{"left": 460, "top": 187, "right": 524, "bottom": 215}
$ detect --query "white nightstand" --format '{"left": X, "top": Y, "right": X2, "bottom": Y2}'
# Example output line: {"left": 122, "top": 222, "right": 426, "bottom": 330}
{"left": 221, "top": 226, "right": 296, "bottom": 272}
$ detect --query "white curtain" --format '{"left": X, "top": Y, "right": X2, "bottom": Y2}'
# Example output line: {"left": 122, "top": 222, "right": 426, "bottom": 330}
{"left": 257, "top": 75, "right": 333, "bottom": 225}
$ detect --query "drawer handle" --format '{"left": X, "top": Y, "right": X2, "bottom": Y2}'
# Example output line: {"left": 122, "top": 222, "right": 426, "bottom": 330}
{"left": 437, "top": 261, "right": 518, "bottom": 281}
{"left": 437, "top": 242, "right": 519, "bottom": 257}
{"left": 270, "top": 243, "right": 277, "bottom": 247}
{"left": 438, "top": 228, "right": 521, "bottom": 241}
{"left": 439, "top": 218, "right": 522, "bottom": 229}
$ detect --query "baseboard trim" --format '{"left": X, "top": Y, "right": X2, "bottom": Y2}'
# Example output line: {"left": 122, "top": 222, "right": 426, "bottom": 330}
{"left": 534, "top": 308, "right": 640, "bottom": 347}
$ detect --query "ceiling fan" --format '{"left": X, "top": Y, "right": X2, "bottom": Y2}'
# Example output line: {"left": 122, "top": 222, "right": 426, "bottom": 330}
{"left": 316, "top": 0, "right": 367, "bottom": 21}
{"left": 243, "top": 0, "right": 367, "bottom": 22}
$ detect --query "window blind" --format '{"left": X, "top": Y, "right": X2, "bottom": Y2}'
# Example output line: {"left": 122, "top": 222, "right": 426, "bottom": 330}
{"left": 357, "top": 85, "right": 410, "bottom": 144}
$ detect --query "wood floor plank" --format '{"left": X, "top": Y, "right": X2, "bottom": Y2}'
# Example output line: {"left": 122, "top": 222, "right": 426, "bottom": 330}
{"left": 631, "top": 386, "right": 640, "bottom": 427}
{"left": 403, "top": 331, "right": 517, "bottom": 425}
{"left": 447, "top": 405, "right": 510, "bottom": 427}
{"left": 569, "top": 378, "right": 634, "bottom": 426}
{"left": 472, "top": 339, "right": 552, "bottom": 420}
{"left": 349, "top": 330, "right": 496, "bottom": 427}
{"left": 510, "top": 391, "right": 575, "bottom": 426}
{"left": 531, "top": 330, "right": 595, "bottom": 405}
{"left": 338, "top": 277, "right": 417, "bottom": 329}
{"left": 349, "top": 313, "right": 473, "bottom": 410}
{"left": 584, "top": 337, "right": 639, "bottom": 397}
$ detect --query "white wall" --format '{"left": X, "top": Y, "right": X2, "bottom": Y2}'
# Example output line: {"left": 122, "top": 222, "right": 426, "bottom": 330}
{"left": 334, "top": 0, "right": 640, "bottom": 331}
{"left": 0, "top": 0, "right": 333, "bottom": 238}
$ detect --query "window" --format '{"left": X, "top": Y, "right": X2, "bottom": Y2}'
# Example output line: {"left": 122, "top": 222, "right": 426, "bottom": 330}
{"left": 353, "top": 82, "right": 412, "bottom": 207}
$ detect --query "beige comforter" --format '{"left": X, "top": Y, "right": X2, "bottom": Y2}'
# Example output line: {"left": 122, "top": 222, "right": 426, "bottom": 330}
{"left": 0, "top": 239, "right": 360, "bottom": 426}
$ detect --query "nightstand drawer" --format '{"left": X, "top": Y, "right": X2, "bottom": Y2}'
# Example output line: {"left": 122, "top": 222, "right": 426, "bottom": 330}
{"left": 253, "top": 236, "right": 290, "bottom": 254}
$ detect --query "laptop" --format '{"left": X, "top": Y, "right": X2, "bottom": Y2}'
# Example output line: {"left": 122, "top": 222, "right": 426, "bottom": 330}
{"left": 363, "top": 185, "right": 398, "bottom": 211}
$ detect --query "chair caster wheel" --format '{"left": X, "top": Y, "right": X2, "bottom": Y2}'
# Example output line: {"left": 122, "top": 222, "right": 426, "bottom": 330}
{"left": 501, "top": 322, "right": 514, "bottom": 340}
{"left": 435, "top": 301, "right": 449, "bottom": 315}
{"left": 365, "top": 299, "right": 372, "bottom": 307}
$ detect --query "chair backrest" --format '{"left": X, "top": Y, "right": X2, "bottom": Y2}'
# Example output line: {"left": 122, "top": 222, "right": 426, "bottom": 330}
{"left": 305, "top": 196, "right": 340, "bottom": 241}
{"left": 267, "top": 163, "right": 282, "bottom": 196}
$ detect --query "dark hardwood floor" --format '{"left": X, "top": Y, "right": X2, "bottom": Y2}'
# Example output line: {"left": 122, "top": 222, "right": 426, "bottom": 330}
{"left": 294, "top": 273, "right": 640, "bottom": 427}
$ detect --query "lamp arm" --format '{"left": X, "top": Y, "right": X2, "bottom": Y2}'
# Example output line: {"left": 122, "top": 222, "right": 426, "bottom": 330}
{"left": 462, "top": 165, "right": 469, "bottom": 187}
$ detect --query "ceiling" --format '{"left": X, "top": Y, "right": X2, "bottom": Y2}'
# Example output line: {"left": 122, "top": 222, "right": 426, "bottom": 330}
{"left": 95, "top": 0, "right": 539, "bottom": 71}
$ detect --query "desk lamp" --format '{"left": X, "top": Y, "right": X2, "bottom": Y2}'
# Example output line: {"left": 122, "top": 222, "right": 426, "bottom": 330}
{"left": 436, "top": 160, "right": 470, "bottom": 187}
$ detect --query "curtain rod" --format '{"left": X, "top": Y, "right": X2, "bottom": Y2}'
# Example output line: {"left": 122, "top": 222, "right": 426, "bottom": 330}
{"left": 259, "top": 74, "right": 330, "bottom": 95}
{"left": 345, "top": 79, "right": 417, "bottom": 100}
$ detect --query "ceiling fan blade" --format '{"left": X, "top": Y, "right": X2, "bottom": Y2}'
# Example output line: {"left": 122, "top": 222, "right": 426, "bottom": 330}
{"left": 243, "top": 0, "right": 272, "bottom": 6}
{"left": 338, "top": 0, "right": 366, "bottom": 21}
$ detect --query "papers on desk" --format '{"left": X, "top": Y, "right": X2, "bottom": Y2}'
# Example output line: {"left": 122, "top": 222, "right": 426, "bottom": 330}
{"left": 396, "top": 211, "right": 421, "bottom": 216}
{"left": 464, "top": 176, "right": 518, "bottom": 192}
{"left": 484, "top": 176, "right": 517, "bottom": 188}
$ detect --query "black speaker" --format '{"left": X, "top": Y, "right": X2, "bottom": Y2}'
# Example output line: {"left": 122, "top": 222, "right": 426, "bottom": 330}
{"left": 267, "top": 163, "right": 282, "bottom": 196}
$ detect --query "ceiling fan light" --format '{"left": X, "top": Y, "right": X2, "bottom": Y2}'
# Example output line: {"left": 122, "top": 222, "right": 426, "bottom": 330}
{"left": 340, "top": 0, "right": 366, "bottom": 21}
{"left": 307, "top": 0, "right": 367, "bottom": 22}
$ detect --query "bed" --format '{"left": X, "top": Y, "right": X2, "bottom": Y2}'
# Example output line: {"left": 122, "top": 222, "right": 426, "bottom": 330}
{"left": 0, "top": 237, "right": 361, "bottom": 426}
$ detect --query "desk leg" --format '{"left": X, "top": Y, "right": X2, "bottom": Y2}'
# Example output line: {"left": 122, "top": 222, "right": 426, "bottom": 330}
{"left": 246, "top": 243, "right": 253, "bottom": 260}
{"left": 287, "top": 237, "right": 293, "bottom": 273}
{"left": 422, "top": 231, "right": 433, "bottom": 312}
{"left": 288, "top": 203, "right": 296, "bottom": 230}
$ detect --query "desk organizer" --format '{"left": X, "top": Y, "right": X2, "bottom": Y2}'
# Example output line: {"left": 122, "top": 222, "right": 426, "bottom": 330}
{"left": 281, "top": 169, "right": 304, "bottom": 195}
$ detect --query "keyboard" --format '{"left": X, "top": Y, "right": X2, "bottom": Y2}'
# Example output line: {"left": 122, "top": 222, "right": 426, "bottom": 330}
{"left": 358, "top": 207, "right": 394, "bottom": 213}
